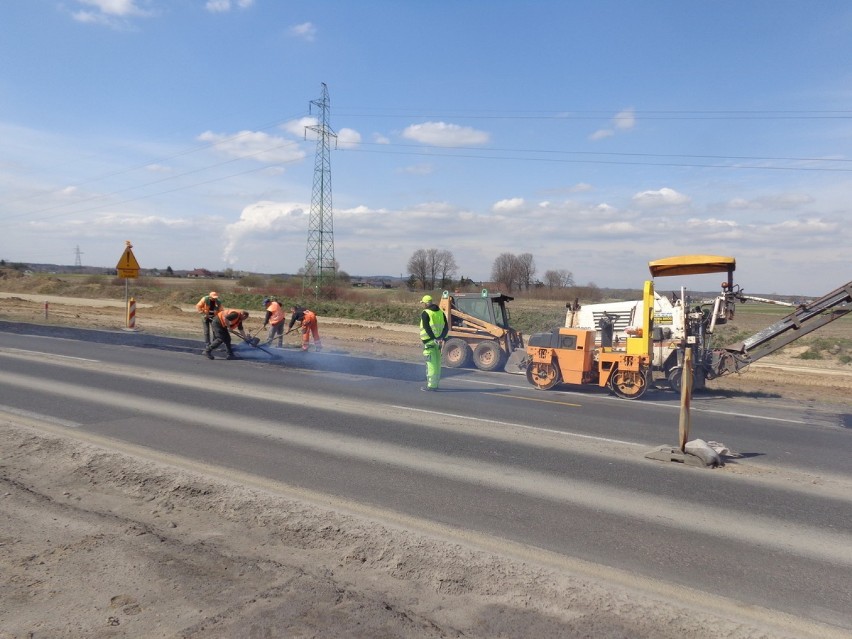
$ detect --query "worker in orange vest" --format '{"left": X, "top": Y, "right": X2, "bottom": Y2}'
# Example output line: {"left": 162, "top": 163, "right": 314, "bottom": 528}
{"left": 287, "top": 306, "right": 321, "bottom": 351}
{"left": 261, "top": 297, "right": 286, "bottom": 348}
{"left": 194, "top": 291, "right": 221, "bottom": 346}
{"left": 203, "top": 309, "right": 249, "bottom": 360}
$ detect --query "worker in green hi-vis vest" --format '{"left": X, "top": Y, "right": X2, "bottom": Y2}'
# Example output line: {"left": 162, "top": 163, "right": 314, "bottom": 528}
{"left": 418, "top": 294, "right": 448, "bottom": 391}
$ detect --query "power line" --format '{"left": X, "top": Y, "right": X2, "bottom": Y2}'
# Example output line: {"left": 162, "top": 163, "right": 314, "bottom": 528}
{"left": 0, "top": 113, "right": 308, "bottom": 211}
{"left": 339, "top": 146, "right": 852, "bottom": 173}
{"left": 348, "top": 140, "right": 852, "bottom": 165}
{"left": 1, "top": 138, "right": 306, "bottom": 222}
{"left": 335, "top": 108, "right": 852, "bottom": 121}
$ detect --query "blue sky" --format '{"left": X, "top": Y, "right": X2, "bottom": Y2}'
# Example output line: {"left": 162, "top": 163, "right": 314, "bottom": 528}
{"left": 1, "top": 1, "right": 851, "bottom": 296}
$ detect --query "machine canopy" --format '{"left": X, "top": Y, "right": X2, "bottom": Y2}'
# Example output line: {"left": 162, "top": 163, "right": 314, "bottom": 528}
{"left": 648, "top": 255, "right": 736, "bottom": 278}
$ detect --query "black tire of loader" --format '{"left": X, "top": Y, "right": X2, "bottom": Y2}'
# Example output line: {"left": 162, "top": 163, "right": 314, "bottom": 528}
{"left": 443, "top": 338, "right": 473, "bottom": 368}
{"left": 473, "top": 340, "right": 505, "bottom": 372}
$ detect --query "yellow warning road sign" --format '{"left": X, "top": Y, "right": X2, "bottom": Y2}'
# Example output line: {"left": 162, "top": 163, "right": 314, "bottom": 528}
{"left": 116, "top": 241, "right": 140, "bottom": 278}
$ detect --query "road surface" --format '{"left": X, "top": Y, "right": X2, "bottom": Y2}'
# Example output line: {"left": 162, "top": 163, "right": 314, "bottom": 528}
{"left": 1, "top": 324, "right": 850, "bottom": 638}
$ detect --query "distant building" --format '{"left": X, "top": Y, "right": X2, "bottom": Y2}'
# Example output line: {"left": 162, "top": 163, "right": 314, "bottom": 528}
{"left": 187, "top": 268, "right": 214, "bottom": 278}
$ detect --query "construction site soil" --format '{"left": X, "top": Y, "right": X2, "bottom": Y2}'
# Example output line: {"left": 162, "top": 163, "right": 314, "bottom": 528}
{"left": 1, "top": 288, "right": 850, "bottom": 638}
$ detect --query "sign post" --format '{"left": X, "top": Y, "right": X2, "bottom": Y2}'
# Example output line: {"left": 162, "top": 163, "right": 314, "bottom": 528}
{"left": 116, "top": 241, "right": 141, "bottom": 330}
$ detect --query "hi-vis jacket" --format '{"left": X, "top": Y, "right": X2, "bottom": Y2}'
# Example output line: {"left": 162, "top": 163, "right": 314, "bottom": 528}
{"left": 265, "top": 301, "right": 286, "bottom": 326}
{"left": 419, "top": 304, "right": 447, "bottom": 345}
{"left": 196, "top": 295, "right": 220, "bottom": 315}
{"left": 217, "top": 309, "right": 245, "bottom": 331}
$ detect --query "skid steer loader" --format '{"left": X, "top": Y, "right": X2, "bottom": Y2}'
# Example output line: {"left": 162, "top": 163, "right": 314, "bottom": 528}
{"left": 438, "top": 289, "right": 527, "bottom": 373}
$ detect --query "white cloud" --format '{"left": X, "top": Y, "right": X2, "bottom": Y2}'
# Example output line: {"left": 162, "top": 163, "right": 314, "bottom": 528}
{"left": 373, "top": 133, "right": 390, "bottom": 144}
{"left": 205, "top": 0, "right": 229, "bottom": 11}
{"left": 725, "top": 193, "right": 813, "bottom": 211}
{"left": 336, "top": 127, "right": 362, "bottom": 149}
{"left": 683, "top": 217, "right": 740, "bottom": 234}
{"left": 589, "top": 107, "right": 636, "bottom": 141}
{"left": 205, "top": 0, "right": 254, "bottom": 12}
{"left": 402, "top": 122, "right": 490, "bottom": 147}
{"left": 76, "top": 0, "right": 148, "bottom": 15}
{"left": 589, "top": 128, "right": 614, "bottom": 141}
{"left": 289, "top": 22, "right": 317, "bottom": 41}
{"left": 598, "top": 221, "right": 638, "bottom": 234}
{"left": 29, "top": 211, "right": 200, "bottom": 236}
{"left": 398, "top": 164, "right": 433, "bottom": 175}
{"left": 72, "top": 0, "right": 154, "bottom": 26}
{"left": 284, "top": 118, "right": 360, "bottom": 148}
{"left": 281, "top": 117, "right": 318, "bottom": 138}
{"left": 614, "top": 108, "right": 636, "bottom": 130}
{"left": 632, "top": 187, "right": 691, "bottom": 208}
{"left": 492, "top": 198, "right": 525, "bottom": 212}
{"left": 223, "top": 201, "right": 308, "bottom": 264}
{"left": 197, "top": 130, "right": 306, "bottom": 164}
{"left": 765, "top": 217, "right": 838, "bottom": 235}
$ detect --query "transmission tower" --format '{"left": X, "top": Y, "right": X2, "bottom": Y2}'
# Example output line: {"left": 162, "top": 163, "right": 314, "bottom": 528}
{"left": 303, "top": 82, "right": 338, "bottom": 298}
{"left": 74, "top": 245, "right": 83, "bottom": 269}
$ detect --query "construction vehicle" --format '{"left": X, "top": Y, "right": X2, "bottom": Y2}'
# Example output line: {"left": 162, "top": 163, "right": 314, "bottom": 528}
{"left": 564, "top": 256, "right": 745, "bottom": 391}
{"left": 438, "top": 289, "right": 527, "bottom": 373}
{"left": 525, "top": 281, "right": 656, "bottom": 399}
{"left": 552, "top": 254, "right": 851, "bottom": 394}
{"left": 648, "top": 256, "right": 851, "bottom": 390}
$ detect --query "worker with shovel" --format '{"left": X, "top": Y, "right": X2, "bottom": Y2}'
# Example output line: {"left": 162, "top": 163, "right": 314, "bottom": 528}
{"left": 287, "top": 305, "right": 322, "bottom": 351}
{"left": 419, "top": 294, "right": 448, "bottom": 391}
{"left": 203, "top": 309, "right": 249, "bottom": 360}
{"left": 261, "top": 297, "right": 286, "bottom": 348}
{"left": 195, "top": 291, "right": 221, "bottom": 347}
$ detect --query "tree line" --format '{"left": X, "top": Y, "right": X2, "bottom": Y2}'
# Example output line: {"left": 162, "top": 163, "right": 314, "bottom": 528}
{"left": 407, "top": 248, "right": 581, "bottom": 294}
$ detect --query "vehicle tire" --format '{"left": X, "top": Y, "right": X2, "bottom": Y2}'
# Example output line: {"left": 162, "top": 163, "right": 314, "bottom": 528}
{"left": 609, "top": 366, "right": 648, "bottom": 399}
{"left": 526, "top": 361, "right": 560, "bottom": 390}
{"left": 473, "top": 340, "right": 505, "bottom": 372}
{"left": 442, "top": 338, "right": 472, "bottom": 368}
{"left": 667, "top": 366, "right": 682, "bottom": 393}
{"left": 667, "top": 366, "right": 696, "bottom": 394}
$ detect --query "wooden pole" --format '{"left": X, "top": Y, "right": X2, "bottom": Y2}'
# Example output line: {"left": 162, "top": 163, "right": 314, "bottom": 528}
{"left": 678, "top": 348, "right": 693, "bottom": 451}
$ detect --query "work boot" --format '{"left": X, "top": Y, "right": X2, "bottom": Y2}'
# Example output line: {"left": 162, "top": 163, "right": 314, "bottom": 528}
{"left": 226, "top": 353, "right": 237, "bottom": 360}
{"left": 202, "top": 348, "right": 214, "bottom": 360}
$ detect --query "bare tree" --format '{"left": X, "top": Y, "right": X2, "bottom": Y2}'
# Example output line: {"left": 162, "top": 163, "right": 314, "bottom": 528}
{"left": 544, "top": 269, "right": 575, "bottom": 289}
{"left": 408, "top": 248, "right": 457, "bottom": 290}
{"left": 426, "top": 248, "right": 440, "bottom": 289}
{"left": 436, "top": 250, "right": 458, "bottom": 289}
{"left": 407, "top": 249, "right": 431, "bottom": 290}
{"left": 491, "top": 253, "right": 521, "bottom": 293}
{"left": 517, "top": 253, "right": 536, "bottom": 291}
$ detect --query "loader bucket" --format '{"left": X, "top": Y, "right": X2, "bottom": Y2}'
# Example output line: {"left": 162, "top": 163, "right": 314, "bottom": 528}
{"left": 504, "top": 348, "right": 529, "bottom": 374}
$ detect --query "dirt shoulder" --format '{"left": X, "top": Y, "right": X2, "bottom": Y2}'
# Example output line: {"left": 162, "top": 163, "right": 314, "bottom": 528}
{"left": 2, "top": 422, "right": 842, "bottom": 639}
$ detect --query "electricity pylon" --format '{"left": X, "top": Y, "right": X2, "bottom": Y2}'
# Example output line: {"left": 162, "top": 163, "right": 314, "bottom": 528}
{"left": 74, "top": 245, "right": 83, "bottom": 270}
{"left": 303, "top": 83, "right": 337, "bottom": 299}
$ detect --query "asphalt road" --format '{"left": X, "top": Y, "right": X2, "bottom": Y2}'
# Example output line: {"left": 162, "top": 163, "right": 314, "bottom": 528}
{"left": 1, "top": 322, "right": 850, "bottom": 632}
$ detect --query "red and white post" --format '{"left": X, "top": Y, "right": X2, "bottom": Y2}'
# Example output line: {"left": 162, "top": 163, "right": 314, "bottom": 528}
{"left": 126, "top": 297, "right": 136, "bottom": 330}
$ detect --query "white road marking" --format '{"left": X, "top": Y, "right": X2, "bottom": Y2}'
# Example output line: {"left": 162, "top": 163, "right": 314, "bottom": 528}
{"left": 393, "top": 405, "right": 655, "bottom": 447}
